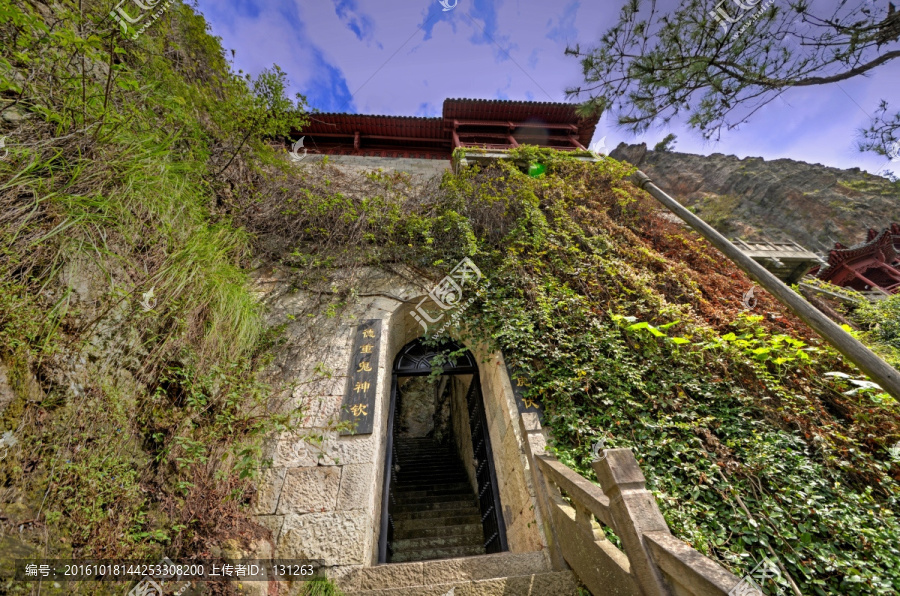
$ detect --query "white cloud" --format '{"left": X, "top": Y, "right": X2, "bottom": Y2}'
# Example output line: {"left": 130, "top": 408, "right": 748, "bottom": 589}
{"left": 198, "top": 0, "right": 900, "bottom": 174}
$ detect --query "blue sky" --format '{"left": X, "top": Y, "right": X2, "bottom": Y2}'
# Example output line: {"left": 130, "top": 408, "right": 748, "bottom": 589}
{"left": 195, "top": 0, "right": 900, "bottom": 176}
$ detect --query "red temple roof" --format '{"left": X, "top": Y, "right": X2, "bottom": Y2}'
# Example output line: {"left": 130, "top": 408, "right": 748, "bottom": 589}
{"left": 816, "top": 223, "right": 900, "bottom": 295}
{"left": 293, "top": 98, "right": 600, "bottom": 159}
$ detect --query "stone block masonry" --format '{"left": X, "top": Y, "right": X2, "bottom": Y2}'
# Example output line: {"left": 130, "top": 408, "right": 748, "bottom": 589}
{"left": 251, "top": 265, "right": 410, "bottom": 572}
{"left": 300, "top": 155, "right": 450, "bottom": 180}
{"left": 251, "top": 259, "right": 550, "bottom": 579}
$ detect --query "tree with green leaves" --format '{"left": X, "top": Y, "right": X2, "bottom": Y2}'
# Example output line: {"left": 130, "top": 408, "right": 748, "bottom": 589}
{"left": 654, "top": 132, "right": 677, "bottom": 152}
{"left": 216, "top": 65, "right": 309, "bottom": 174}
{"left": 565, "top": 0, "right": 900, "bottom": 158}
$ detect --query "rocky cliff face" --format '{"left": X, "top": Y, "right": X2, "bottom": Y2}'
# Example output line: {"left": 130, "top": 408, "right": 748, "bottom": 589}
{"left": 609, "top": 143, "right": 900, "bottom": 253}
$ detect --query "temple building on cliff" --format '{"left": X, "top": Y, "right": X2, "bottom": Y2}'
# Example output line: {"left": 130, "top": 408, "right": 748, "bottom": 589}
{"left": 291, "top": 99, "right": 899, "bottom": 297}
{"left": 814, "top": 223, "right": 900, "bottom": 297}
{"left": 293, "top": 98, "right": 600, "bottom": 177}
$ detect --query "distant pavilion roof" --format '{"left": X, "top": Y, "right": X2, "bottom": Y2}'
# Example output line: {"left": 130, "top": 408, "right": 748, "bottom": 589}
{"left": 293, "top": 98, "right": 600, "bottom": 160}
{"left": 815, "top": 223, "right": 900, "bottom": 297}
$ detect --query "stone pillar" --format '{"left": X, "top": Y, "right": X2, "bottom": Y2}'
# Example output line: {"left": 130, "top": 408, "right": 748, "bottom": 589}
{"left": 592, "top": 449, "right": 671, "bottom": 596}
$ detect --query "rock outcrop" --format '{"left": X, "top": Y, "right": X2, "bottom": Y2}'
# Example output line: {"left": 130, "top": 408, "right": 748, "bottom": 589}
{"left": 610, "top": 142, "right": 900, "bottom": 252}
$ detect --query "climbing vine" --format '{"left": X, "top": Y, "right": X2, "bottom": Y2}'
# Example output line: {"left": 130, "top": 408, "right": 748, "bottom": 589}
{"left": 1, "top": 0, "right": 897, "bottom": 591}
{"left": 261, "top": 147, "right": 900, "bottom": 595}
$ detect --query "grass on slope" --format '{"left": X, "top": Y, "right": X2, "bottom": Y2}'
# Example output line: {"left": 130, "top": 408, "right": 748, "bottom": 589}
{"left": 0, "top": 0, "right": 308, "bottom": 591}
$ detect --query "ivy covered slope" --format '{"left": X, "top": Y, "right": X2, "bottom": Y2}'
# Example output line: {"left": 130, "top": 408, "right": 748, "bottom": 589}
{"left": 455, "top": 150, "right": 900, "bottom": 595}
{"left": 840, "top": 287, "right": 900, "bottom": 373}
{"left": 1, "top": 0, "right": 898, "bottom": 594}
{"left": 268, "top": 148, "right": 900, "bottom": 595}
{"left": 0, "top": 0, "right": 308, "bottom": 589}
{"left": 452, "top": 151, "right": 900, "bottom": 595}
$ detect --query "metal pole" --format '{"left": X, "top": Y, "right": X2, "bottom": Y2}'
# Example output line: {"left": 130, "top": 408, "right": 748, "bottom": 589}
{"left": 377, "top": 375, "right": 398, "bottom": 563}
{"left": 632, "top": 170, "right": 900, "bottom": 400}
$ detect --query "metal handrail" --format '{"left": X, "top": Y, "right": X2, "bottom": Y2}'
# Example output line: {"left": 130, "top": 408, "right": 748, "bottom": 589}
{"left": 633, "top": 170, "right": 900, "bottom": 399}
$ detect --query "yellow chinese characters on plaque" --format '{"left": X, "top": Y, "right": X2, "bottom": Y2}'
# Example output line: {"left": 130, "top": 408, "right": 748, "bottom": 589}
{"left": 340, "top": 320, "right": 381, "bottom": 435}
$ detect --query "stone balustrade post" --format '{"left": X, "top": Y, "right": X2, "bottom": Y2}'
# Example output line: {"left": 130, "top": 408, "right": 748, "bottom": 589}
{"left": 593, "top": 448, "right": 672, "bottom": 596}
{"left": 519, "top": 412, "right": 568, "bottom": 571}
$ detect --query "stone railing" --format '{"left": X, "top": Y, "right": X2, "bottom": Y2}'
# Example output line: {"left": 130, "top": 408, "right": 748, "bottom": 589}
{"left": 520, "top": 413, "right": 742, "bottom": 596}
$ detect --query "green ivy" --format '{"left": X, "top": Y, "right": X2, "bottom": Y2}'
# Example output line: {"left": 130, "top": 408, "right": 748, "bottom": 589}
{"left": 278, "top": 147, "right": 900, "bottom": 593}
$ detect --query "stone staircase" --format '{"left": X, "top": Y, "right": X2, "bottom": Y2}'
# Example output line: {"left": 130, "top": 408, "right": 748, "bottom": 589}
{"left": 340, "top": 551, "right": 579, "bottom": 595}
{"left": 389, "top": 437, "right": 485, "bottom": 563}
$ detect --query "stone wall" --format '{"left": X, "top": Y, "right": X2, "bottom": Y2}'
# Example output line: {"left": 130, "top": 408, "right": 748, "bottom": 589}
{"left": 395, "top": 375, "right": 453, "bottom": 441}
{"left": 301, "top": 154, "right": 450, "bottom": 180}
{"left": 251, "top": 266, "right": 414, "bottom": 581}
{"left": 250, "top": 262, "right": 548, "bottom": 583}
{"left": 450, "top": 375, "right": 478, "bottom": 494}
{"left": 396, "top": 376, "right": 435, "bottom": 438}
{"left": 473, "top": 349, "right": 547, "bottom": 554}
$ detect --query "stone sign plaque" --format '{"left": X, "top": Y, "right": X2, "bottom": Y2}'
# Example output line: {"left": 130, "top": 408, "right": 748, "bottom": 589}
{"left": 505, "top": 361, "right": 544, "bottom": 423}
{"left": 340, "top": 319, "right": 382, "bottom": 435}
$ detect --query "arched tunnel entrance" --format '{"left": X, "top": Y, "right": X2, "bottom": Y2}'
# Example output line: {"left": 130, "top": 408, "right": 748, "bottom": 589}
{"left": 377, "top": 338, "right": 508, "bottom": 563}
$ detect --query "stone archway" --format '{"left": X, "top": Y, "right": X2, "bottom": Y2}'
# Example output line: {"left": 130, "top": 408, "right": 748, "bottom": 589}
{"left": 252, "top": 270, "right": 548, "bottom": 579}
{"left": 377, "top": 338, "right": 507, "bottom": 563}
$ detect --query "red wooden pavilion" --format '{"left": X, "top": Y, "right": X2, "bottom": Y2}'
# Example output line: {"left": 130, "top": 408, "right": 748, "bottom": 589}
{"left": 291, "top": 98, "right": 600, "bottom": 160}
{"left": 816, "top": 223, "right": 900, "bottom": 295}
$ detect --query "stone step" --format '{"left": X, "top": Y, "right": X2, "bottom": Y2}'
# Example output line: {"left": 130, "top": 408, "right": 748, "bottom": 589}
{"left": 391, "top": 532, "right": 485, "bottom": 552}
{"left": 396, "top": 471, "right": 466, "bottom": 480}
{"left": 391, "top": 544, "right": 485, "bottom": 563}
{"left": 393, "top": 496, "right": 476, "bottom": 508}
{"left": 395, "top": 470, "right": 469, "bottom": 480}
{"left": 395, "top": 466, "right": 462, "bottom": 474}
{"left": 393, "top": 479, "right": 471, "bottom": 491}
{"left": 393, "top": 483, "right": 474, "bottom": 497}
{"left": 391, "top": 505, "right": 480, "bottom": 521}
{"left": 389, "top": 437, "right": 489, "bottom": 566}
{"left": 393, "top": 514, "right": 481, "bottom": 532}
{"left": 395, "top": 476, "right": 468, "bottom": 485}
{"left": 393, "top": 492, "right": 475, "bottom": 503}
{"left": 393, "top": 492, "right": 476, "bottom": 503}
{"left": 395, "top": 462, "right": 466, "bottom": 474}
{"left": 395, "top": 464, "right": 460, "bottom": 470}
{"left": 392, "top": 492, "right": 477, "bottom": 506}
{"left": 392, "top": 503, "right": 478, "bottom": 516}
{"left": 390, "top": 498, "right": 478, "bottom": 512}
{"left": 394, "top": 464, "right": 467, "bottom": 473}
{"left": 390, "top": 522, "right": 483, "bottom": 540}
{"left": 338, "top": 552, "right": 571, "bottom": 595}
{"left": 392, "top": 497, "right": 478, "bottom": 510}
{"left": 395, "top": 450, "right": 458, "bottom": 455}
{"left": 395, "top": 458, "right": 460, "bottom": 465}
{"left": 346, "top": 571, "right": 580, "bottom": 595}
{"left": 396, "top": 455, "right": 457, "bottom": 459}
